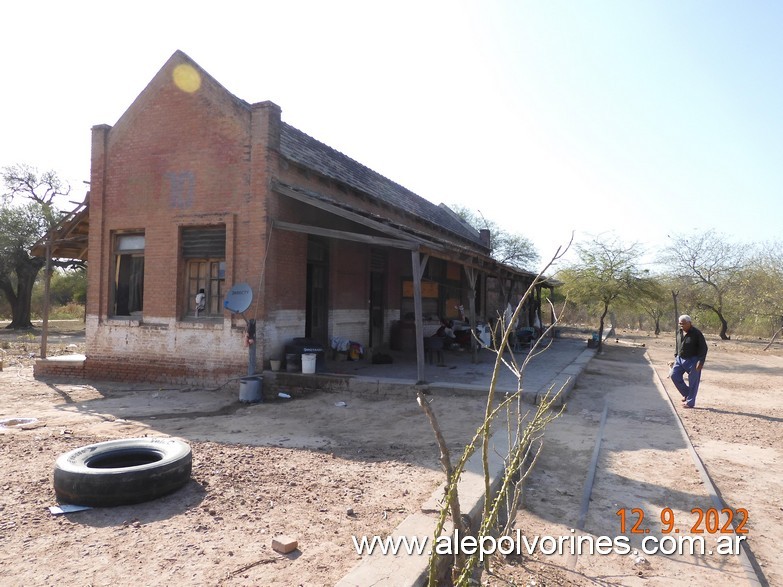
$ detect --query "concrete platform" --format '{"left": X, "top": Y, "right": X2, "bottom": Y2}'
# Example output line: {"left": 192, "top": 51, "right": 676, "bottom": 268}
{"left": 333, "top": 338, "right": 596, "bottom": 586}
{"left": 265, "top": 337, "right": 593, "bottom": 405}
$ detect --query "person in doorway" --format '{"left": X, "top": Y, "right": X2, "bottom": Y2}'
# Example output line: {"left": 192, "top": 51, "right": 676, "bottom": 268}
{"left": 670, "top": 315, "right": 708, "bottom": 408}
{"left": 195, "top": 288, "right": 206, "bottom": 317}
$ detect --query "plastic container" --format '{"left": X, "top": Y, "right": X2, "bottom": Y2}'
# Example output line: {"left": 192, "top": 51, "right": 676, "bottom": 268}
{"left": 285, "top": 338, "right": 325, "bottom": 371}
{"left": 239, "top": 376, "right": 262, "bottom": 403}
{"left": 301, "top": 353, "right": 316, "bottom": 374}
{"left": 285, "top": 353, "right": 300, "bottom": 372}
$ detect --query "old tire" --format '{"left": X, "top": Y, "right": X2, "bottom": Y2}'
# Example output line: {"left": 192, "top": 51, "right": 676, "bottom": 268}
{"left": 53, "top": 437, "right": 192, "bottom": 507}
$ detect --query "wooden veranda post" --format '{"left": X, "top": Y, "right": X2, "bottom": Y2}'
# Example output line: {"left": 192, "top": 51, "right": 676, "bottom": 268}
{"left": 411, "top": 250, "right": 428, "bottom": 384}
{"left": 464, "top": 266, "right": 479, "bottom": 363}
{"left": 40, "top": 238, "right": 52, "bottom": 359}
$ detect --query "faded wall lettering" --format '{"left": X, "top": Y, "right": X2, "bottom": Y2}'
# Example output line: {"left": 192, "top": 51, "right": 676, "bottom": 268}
{"left": 166, "top": 171, "right": 195, "bottom": 209}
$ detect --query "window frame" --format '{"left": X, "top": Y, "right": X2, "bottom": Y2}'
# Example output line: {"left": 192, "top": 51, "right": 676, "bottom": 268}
{"left": 181, "top": 225, "right": 227, "bottom": 320}
{"left": 111, "top": 231, "right": 145, "bottom": 318}
{"left": 185, "top": 258, "right": 226, "bottom": 318}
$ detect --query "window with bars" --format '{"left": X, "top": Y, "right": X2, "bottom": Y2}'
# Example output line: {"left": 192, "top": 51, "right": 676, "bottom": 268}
{"left": 182, "top": 226, "right": 226, "bottom": 318}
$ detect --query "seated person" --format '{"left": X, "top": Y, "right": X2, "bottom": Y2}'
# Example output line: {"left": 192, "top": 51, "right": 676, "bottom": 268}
{"left": 435, "top": 319, "right": 456, "bottom": 339}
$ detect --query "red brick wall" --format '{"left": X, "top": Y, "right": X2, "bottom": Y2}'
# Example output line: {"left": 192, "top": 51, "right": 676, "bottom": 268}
{"left": 34, "top": 355, "right": 243, "bottom": 386}
{"left": 97, "top": 69, "right": 255, "bottom": 320}
{"left": 331, "top": 241, "right": 367, "bottom": 309}
{"left": 77, "top": 52, "right": 492, "bottom": 385}
{"left": 34, "top": 359, "right": 86, "bottom": 380}
{"left": 264, "top": 211, "right": 307, "bottom": 312}
{"left": 84, "top": 54, "right": 276, "bottom": 385}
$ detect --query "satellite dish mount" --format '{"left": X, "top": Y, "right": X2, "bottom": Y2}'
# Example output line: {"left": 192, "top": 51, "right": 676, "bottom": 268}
{"left": 224, "top": 282, "right": 253, "bottom": 316}
{"left": 224, "top": 282, "right": 257, "bottom": 375}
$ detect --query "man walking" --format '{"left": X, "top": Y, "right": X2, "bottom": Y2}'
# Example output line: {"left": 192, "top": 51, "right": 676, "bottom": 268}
{"left": 671, "top": 315, "right": 708, "bottom": 408}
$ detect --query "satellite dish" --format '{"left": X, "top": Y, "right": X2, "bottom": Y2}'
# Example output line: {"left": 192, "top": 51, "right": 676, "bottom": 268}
{"left": 224, "top": 282, "right": 253, "bottom": 314}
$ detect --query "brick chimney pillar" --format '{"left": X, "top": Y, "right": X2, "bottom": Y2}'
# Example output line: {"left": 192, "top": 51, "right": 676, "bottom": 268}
{"left": 87, "top": 123, "right": 111, "bottom": 321}
{"left": 251, "top": 101, "right": 282, "bottom": 151}
{"left": 247, "top": 102, "right": 282, "bottom": 327}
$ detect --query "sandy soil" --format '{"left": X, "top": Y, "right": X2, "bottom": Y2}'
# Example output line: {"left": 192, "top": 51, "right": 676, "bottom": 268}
{"left": 0, "top": 324, "right": 488, "bottom": 587}
{"left": 1, "top": 324, "right": 781, "bottom": 586}
{"left": 484, "top": 330, "right": 782, "bottom": 587}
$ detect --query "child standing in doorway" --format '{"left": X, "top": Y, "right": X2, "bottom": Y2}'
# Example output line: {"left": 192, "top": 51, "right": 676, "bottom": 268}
{"left": 195, "top": 288, "right": 206, "bottom": 317}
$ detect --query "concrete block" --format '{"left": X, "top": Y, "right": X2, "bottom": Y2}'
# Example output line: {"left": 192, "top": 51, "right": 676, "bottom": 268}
{"left": 272, "top": 535, "right": 298, "bottom": 554}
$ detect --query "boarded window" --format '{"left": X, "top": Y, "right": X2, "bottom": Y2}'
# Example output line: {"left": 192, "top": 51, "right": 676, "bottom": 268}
{"left": 182, "top": 226, "right": 226, "bottom": 258}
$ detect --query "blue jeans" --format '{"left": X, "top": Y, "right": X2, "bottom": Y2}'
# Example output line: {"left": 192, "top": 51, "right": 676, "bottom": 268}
{"left": 671, "top": 356, "right": 702, "bottom": 407}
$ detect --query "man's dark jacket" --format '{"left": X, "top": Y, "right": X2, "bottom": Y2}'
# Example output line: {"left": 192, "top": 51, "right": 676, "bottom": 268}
{"left": 676, "top": 326, "right": 708, "bottom": 363}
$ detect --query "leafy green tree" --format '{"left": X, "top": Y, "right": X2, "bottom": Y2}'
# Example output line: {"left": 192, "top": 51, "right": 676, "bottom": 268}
{"left": 559, "top": 235, "right": 651, "bottom": 352}
{"left": 660, "top": 230, "right": 748, "bottom": 340}
{"left": 632, "top": 275, "right": 670, "bottom": 335}
{"left": 49, "top": 267, "right": 87, "bottom": 306}
{"left": 0, "top": 202, "right": 49, "bottom": 328}
{"left": 1, "top": 165, "right": 73, "bottom": 329}
{"left": 448, "top": 205, "right": 540, "bottom": 271}
{"left": 30, "top": 268, "right": 87, "bottom": 319}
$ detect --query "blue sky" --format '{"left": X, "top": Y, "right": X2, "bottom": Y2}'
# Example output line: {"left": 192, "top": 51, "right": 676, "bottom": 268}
{"left": 2, "top": 1, "right": 781, "bottom": 271}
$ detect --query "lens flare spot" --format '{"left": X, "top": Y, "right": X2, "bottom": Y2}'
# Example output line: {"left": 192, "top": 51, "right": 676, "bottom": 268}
{"left": 173, "top": 64, "right": 201, "bottom": 93}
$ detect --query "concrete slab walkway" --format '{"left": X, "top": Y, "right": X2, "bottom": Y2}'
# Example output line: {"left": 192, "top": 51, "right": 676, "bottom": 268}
{"left": 509, "top": 345, "right": 759, "bottom": 586}
{"left": 333, "top": 338, "right": 596, "bottom": 586}
{"left": 265, "top": 337, "right": 592, "bottom": 405}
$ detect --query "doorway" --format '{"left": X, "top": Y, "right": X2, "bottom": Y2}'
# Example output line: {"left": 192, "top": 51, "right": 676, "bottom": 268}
{"left": 306, "top": 238, "right": 329, "bottom": 345}
{"left": 369, "top": 249, "right": 387, "bottom": 348}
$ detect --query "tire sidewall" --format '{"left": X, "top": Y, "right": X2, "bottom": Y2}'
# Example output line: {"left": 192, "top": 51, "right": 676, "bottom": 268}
{"left": 53, "top": 437, "right": 192, "bottom": 507}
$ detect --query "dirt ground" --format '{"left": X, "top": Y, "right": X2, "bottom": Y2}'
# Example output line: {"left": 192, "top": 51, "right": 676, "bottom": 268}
{"left": 0, "top": 323, "right": 490, "bottom": 587}
{"left": 0, "top": 322, "right": 781, "bottom": 586}
{"left": 484, "top": 330, "right": 782, "bottom": 587}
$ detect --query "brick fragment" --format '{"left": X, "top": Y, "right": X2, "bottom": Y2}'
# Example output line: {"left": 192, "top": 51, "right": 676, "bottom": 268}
{"left": 271, "top": 535, "right": 298, "bottom": 554}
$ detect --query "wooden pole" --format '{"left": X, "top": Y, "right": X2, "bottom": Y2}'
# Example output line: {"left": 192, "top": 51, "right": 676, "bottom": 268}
{"left": 464, "top": 266, "right": 478, "bottom": 363}
{"left": 40, "top": 238, "right": 52, "bottom": 359}
{"left": 411, "top": 250, "right": 428, "bottom": 384}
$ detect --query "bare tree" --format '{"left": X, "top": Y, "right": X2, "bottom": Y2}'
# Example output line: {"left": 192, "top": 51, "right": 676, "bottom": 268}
{"left": 417, "top": 244, "right": 568, "bottom": 585}
{"left": 559, "top": 235, "right": 651, "bottom": 353}
{"left": 448, "top": 205, "right": 540, "bottom": 271}
{"left": 737, "top": 241, "right": 783, "bottom": 346}
{"left": 637, "top": 277, "right": 669, "bottom": 335}
{"left": 660, "top": 231, "right": 748, "bottom": 340}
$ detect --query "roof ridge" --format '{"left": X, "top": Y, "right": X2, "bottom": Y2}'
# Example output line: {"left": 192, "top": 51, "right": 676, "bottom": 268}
{"left": 279, "top": 122, "right": 487, "bottom": 249}
{"left": 280, "top": 122, "right": 421, "bottom": 197}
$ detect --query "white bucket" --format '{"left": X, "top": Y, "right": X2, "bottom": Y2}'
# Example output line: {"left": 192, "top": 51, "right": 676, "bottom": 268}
{"left": 301, "top": 353, "right": 316, "bottom": 374}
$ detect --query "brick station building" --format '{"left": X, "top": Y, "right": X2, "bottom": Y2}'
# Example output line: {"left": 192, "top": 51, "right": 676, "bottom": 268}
{"left": 36, "top": 50, "right": 550, "bottom": 386}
